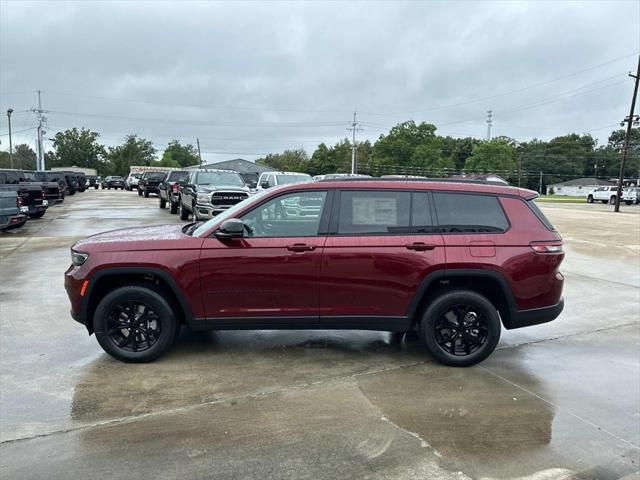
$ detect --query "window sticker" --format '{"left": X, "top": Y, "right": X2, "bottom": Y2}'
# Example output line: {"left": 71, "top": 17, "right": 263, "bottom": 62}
{"left": 352, "top": 197, "right": 397, "bottom": 225}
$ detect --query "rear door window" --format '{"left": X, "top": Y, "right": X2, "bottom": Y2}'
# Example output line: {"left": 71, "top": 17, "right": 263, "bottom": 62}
{"left": 337, "top": 190, "right": 410, "bottom": 234}
{"left": 433, "top": 192, "right": 508, "bottom": 233}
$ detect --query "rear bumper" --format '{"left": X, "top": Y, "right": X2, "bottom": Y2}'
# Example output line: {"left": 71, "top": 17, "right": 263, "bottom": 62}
{"left": 508, "top": 298, "right": 564, "bottom": 329}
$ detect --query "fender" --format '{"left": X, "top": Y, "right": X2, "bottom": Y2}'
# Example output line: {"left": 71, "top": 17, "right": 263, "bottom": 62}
{"left": 80, "top": 267, "right": 194, "bottom": 331}
{"left": 406, "top": 268, "right": 518, "bottom": 327}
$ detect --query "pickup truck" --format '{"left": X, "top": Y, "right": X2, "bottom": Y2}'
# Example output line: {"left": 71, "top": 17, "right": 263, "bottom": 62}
{"left": 22, "top": 170, "right": 64, "bottom": 205}
{"left": 0, "top": 188, "right": 27, "bottom": 231}
{"left": 35, "top": 171, "right": 68, "bottom": 198}
{"left": 586, "top": 186, "right": 619, "bottom": 204}
{"left": 623, "top": 187, "right": 640, "bottom": 205}
{"left": 158, "top": 170, "right": 189, "bottom": 213}
{"left": 0, "top": 169, "right": 48, "bottom": 219}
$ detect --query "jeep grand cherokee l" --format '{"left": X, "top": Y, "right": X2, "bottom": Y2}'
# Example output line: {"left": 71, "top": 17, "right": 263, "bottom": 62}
{"left": 65, "top": 179, "right": 564, "bottom": 366}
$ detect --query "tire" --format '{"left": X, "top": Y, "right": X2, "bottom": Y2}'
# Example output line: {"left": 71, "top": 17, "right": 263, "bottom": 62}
{"left": 180, "top": 202, "right": 190, "bottom": 220}
{"left": 610, "top": 196, "right": 616, "bottom": 205}
{"left": 93, "top": 285, "right": 177, "bottom": 363}
{"left": 138, "top": 189, "right": 142, "bottom": 196}
{"left": 170, "top": 201, "right": 178, "bottom": 214}
{"left": 159, "top": 198, "right": 167, "bottom": 209}
{"left": 94, "top": 185, "right": 98, "bottom": 189}
{"left": 420, "top": 289, "right": 501, "bottom": 367}
{"left": 625, "top": 201, "right": 633, "bottom": 205}
{"left": 108, "top": 186, "right": 111, "bottom": 190}
{"left": 144, "top": 190, "right": 150, "bottom": 198}
{"left": 587, "top": 195, "right": 593, "bottom": 204}
{"left": 28, "top": 211, "right": 45, "bottom": 219}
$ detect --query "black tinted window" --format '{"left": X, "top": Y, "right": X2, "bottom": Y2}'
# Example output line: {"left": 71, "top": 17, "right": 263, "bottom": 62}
{"left": 411, "top": 192, "right": 434, "bottom": 233}
{"left": 168, "top": 171, "right": 188, "bottom": 182}
{"left": 434, "top": 193, "right": 508, "bottom": 233}
{"left": 338, "top": 190, "right": 410, "bottom": 234}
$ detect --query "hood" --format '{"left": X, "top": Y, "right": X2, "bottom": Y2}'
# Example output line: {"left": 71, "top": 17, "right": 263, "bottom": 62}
{"left": 73, "top": 224, "right": 202, "bottom": 252}
{"left": 198, "top": 185, "right": 250, "bottom": 194}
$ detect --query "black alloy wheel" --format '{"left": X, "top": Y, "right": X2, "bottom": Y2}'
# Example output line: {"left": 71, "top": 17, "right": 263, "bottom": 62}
{"left": 420, "top": 289, "right": 500, "bottom": 367}
{"left": 106, "top": 301, "right": 161, "bottom": 353}
{"left": 433, "top": 305, "right": 488, "bottom": 356}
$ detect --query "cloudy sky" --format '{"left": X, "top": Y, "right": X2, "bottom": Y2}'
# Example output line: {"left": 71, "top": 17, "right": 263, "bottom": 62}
{"left": 1, "top": 0, "right": 639, "bottom": 163}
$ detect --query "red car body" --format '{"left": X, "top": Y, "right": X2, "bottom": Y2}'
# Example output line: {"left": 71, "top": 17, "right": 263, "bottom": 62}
{"left": 65, "top": 180, "right": 564, "bottom": 340}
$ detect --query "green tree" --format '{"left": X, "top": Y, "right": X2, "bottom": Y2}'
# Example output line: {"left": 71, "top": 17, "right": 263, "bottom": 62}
{"left": 160, "top": 140, "right": 200, "bottom": 168}
{"left": 256, "top": 148, "right": 309, "bottom": 172}
{"left": 465, "top": 139, "right": 516, "bottom": 175}
{"left": 0, "top": 144, "right": 37, "bottom": 169}
{"left": 106, "top": 135, "right": 157, "bottom": 176}
{"left": 49, "top": 128, "right": 106, "bottom": 171}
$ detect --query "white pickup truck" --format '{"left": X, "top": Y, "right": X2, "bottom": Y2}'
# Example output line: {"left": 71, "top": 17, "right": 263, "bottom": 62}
{"left": 623, "top": 187, "right": 640, "bottom": 205}
{"left": 586, "top": 186, "right": 619, "bottom": 204}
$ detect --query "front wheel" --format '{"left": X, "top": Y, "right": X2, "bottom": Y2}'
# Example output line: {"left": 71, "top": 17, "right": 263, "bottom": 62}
{"left": 169, "top": 201, "right": 178, "bottom": 214}
{"left": 159, "top": 198, "right": 167, "bottom": 209}
{"left": 144, "top": 190, "right": 150, "bottom": 198}
{"left": 610, "top": 196, "right": 617, "bottom": 205}
{"left": 93, "top": 285, "right": 177, "bottom": 363}
{"left": 138, "top": 189, "right": 142, "bottom": 196}
{"left": 587, "top": 195, "right": 593, "bottom": 203}
{"left": 94, "top": 185, "right": 98, "bottom": 189}
{"left": 179, "top": 202, "right": 190, "bottom": 220}
{"left": 420, "top": 290, "right": 501, "bottom": 367}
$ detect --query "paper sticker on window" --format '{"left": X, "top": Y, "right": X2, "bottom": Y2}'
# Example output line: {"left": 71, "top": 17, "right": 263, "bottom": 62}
{"left": 352, "top": 197, "right": 397, "bottom": 225}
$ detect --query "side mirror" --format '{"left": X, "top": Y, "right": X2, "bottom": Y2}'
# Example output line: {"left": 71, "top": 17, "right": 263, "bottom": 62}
{"left": 260, "top": 181, "right": 270, "bottom": 189}
{"left": 215, "top": 218, "right": 244, "bottom": 240}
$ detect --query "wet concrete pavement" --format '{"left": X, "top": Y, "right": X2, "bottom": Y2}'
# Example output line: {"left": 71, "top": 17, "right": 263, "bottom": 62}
{"left": 0, "top": 191, "right": 638, "bottom": 479}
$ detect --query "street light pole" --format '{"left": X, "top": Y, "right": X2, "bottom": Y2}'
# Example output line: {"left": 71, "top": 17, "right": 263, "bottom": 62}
{"left": 6, "top": 109, "right": 13, "bottom": 169}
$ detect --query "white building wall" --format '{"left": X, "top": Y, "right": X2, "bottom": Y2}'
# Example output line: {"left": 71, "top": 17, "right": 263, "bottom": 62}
{"left": 546, "top": 185, "right": 604, "bottom": 196}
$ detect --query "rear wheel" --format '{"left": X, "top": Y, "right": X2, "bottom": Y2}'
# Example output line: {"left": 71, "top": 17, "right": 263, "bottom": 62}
{"left": 420, "top": 290, "right": 501, "bottom": 367}
{"left": 169, "top": 201, "right": 178, "bottom": 214}
{"left": 138, "top": 189, "right": 142, "bottom": 196}
{"left": 28, "top": 211, "right": 45, "bottom": 219}
{"left": 159, "top": 198, "right": 167, "bottom": 209}
{"left": 610, "top": 195, "right": 616, "bottom": 205}
{"left": 587, "top": 195, "right": 593, "bottom": 203}
{"left": 144, "top": 190, "right": 150, "bottom": 198}
{"left": 93, "top": 285, "right": 177, "bottom": 363}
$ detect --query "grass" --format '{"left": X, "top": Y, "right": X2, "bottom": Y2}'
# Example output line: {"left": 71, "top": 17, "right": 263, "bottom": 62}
{"left": 535, "top": 195, "right": 585, "bottom": 203}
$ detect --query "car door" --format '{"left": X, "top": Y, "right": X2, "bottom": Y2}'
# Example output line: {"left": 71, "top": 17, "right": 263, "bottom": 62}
{"left": 199, "top": 189, "right": 331, "bottom": 324}
{"left": 319, "top": 189, "right": 445, "bottom": 329}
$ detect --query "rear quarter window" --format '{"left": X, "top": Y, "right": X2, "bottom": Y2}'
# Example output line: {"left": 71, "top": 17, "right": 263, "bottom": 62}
{"left": 433, "top": 192, "right": 509, "bottom": 233}
{"left": 527, "top": 199, "right": 555, "bottom": 231}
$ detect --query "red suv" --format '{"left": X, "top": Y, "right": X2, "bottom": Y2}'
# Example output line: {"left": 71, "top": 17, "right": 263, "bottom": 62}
{"left": 65, "top": 179, "right": 564, "bottom": 366}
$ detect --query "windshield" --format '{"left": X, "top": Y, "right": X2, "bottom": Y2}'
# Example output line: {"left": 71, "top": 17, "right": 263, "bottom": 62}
{"left": 112, "top": 176, "right": 124, "bottom": 180}
{"left": 276, "top": 174, "right": 311, "bottom": 185}
{"left": 192, "top": 188, "right": 272, "bottom": 237}
{"left": 196, "top": 171, "right": 244, "bottom": 186}
{"left": 130, "top": 173, "right": 142, "bottom": 179}
{"left": 21, "top": 172, "right": 37, "bottom": 181}
{"left": 168, "top": 171, "right": 188, "bottom": 182}
{"left": 144, "top": 173, "right": 165, "bottom": 180}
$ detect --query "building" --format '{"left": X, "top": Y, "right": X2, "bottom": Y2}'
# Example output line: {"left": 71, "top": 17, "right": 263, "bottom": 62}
{"left": 546, "top": 178, "right": 616, "bottom": 196}
{"left": 186, "top": 158, "right": 277, "bottom": 187}
{"left": 50, "top": 166, "right": 97, "bottom": 176}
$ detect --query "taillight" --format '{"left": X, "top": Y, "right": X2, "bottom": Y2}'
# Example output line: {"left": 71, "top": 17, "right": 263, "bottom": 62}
{"left": 529, "top": 241, "right": 563, "bottom": 254}
{"left": 16, "top": 195, "right": 23, "bottom": 208}
{"left": 172, "top": 184, "right": 179, "bottom": 193}
{"left": 41, "top": 189, "right": 46, "bottom": 199}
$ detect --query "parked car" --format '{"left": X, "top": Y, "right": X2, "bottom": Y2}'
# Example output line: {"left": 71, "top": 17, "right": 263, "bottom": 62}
{"left": 138, "top": 171, "right": 166, "bottom": 197}
{"left": 622, "top": 187, "right": 640, "bottom": 205}
{"left": 102, "top": 176, "right": 126, "bottom": 190}
{"left": 86, "top": 175, "right": 99, "bottom": 189}
{"left": 586, "top": 186, "right": 619, "bottom": 204}
{"left": 158, "top": 170, "right": 189, "bottom": 213}
{"left": 125, "top": 172, "right": 142, "bottom": 191}
{"left": 21, "top": 170, "right": 64, "bottom": 205}
{"left": 257, "top": 171, "right": 312, "bottom": 191}
{"left": 0, "top": 169, "right": 48, "bottom": 219}
{"left": 179, "top": 169, "right": 250, "bottom": 221}
{"left": 35, "top": 171, "right": 69, "bottom": 197}
{"left": 65, "top": 178, "right": 564, "bottom": 365}
{"left": 0, "top": 188, "right": 27, "bottom": 231}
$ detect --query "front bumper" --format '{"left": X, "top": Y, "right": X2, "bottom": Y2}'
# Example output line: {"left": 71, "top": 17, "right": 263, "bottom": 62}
{"left": 194, "top": 203, "right": 233, "bottom": 219}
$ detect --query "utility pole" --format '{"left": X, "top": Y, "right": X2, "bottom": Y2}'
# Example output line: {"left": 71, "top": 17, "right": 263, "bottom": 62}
{"left": 538, "top": 170, "right": 543, "bottom": 194}
{"left": 6, "top": 109, "right": 13, "bottom": 169}
{"left": 347, "top": 111, "right": 362, "bottom": 174}
{"left": 30, "top": 90, "right": 47, "bottom": 170}
{"left": 486, "top": 110, "right": 493, "bottom": 141}
{"left": 615, "top": 55, "right": 640, "bottom": 212}
{"left": 196, "top": 138, "right": 202, "bottom": 166}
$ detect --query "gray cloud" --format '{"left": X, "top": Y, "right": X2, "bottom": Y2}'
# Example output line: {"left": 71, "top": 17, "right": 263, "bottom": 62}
{"left": 1, "top": 0, "right": 638, "bottom": 163}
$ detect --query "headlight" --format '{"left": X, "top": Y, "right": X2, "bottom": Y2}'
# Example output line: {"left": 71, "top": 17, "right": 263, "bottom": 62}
{"left": 71, "top": 250, "right": 89, "bottom": 266}
{"left": 197, "top": 192, "right": 211, "bottom": 202}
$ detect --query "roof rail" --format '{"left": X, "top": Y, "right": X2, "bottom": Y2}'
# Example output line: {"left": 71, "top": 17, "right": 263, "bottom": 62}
{"left": 317, "top": 177, "right": 506, "bottom": 185}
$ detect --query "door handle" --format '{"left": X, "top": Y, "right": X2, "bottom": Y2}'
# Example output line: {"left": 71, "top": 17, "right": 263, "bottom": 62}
{"left": 287, "top": 243, "right": 316, "bottom": 252}
{"left": 406, "top": 242, "right": 437, "bottom": 251}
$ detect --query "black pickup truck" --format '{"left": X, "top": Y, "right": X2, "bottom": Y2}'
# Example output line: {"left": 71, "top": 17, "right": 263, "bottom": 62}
{"left": 138, "top": 171, "right": 166, "bottom": 197}
{"left": 23, "top": 171, "right": 64, "bottom": 205}
{"left": 158, "top": 170, "right": 189, "bottom": 213}
{"left": 0, "top": 169, "right": 48, "bottom": 219}
{"left": 35, "top": 171, "right": 68, "bottom": 198}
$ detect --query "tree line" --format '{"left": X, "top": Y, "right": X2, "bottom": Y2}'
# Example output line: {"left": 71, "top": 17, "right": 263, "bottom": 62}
{"left": 1, "top": 121, "right": 638, "bottom": 191}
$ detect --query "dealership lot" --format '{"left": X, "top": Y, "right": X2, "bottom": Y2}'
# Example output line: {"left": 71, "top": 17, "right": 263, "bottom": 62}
{"left": 0, "top": 190, "right": 638, "bottom": 479}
